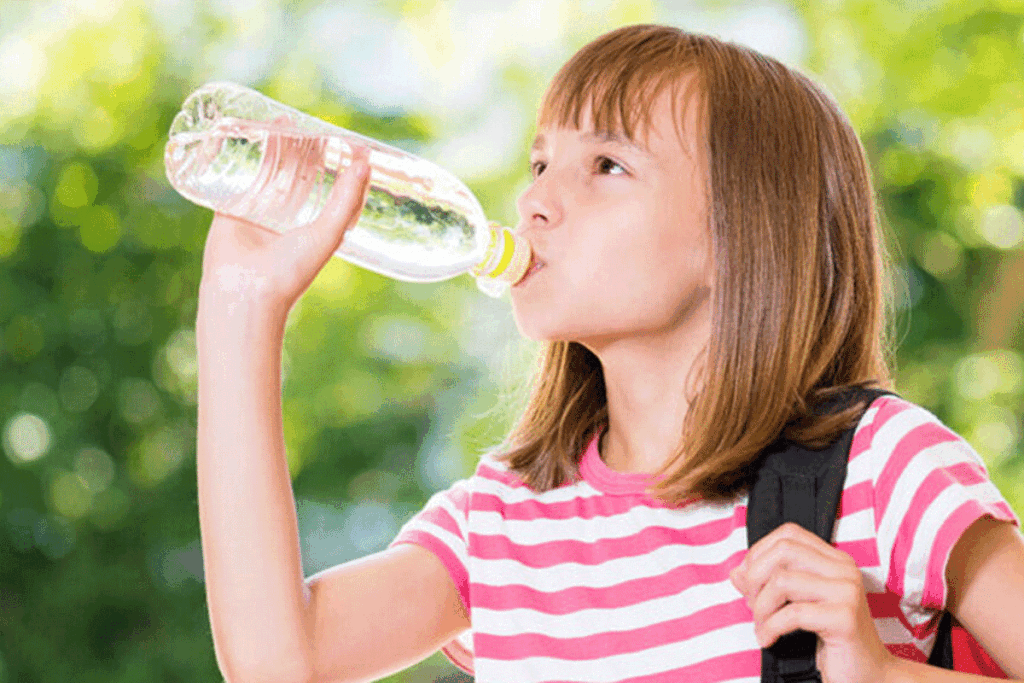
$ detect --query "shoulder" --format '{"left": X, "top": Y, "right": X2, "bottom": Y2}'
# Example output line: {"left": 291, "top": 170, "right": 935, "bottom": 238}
{"left": 852, "top": 392, "right": 943, "bottom": 439}
{"left": 474, "top": 448, "right": 528, "bottom": 488}
{"left": 848, "top": 393, "right": 1018, "bottom": 540}
{"left": 850, "top": 393, "right": 979, "bottom": 475}
{"left": 448, "top": 448, "right": 543, "bottom": 509}
{"left": 844, "top": 392, "right": 1006, "bottom": 535}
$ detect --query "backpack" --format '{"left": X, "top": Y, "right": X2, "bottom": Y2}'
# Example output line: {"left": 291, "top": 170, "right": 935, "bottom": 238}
{"left": 746, "top": 385, "right": 1008, "bottom": 682}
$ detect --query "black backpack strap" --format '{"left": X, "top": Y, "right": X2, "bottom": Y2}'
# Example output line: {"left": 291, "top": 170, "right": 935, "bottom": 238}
{"left": 749, "top": 386, "right": 899, "bottom": 683}
{"left": 926, "top": 611, "right": 955, "bottom": 668}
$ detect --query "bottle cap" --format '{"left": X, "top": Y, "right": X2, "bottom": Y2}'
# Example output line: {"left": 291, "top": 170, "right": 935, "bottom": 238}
{"left": 471, "top": 223, "right": 531, "bottom": 288}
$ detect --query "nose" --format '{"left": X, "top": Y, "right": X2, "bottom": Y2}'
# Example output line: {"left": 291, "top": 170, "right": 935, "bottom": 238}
{"left": 515, "top": 170, "right": 563, "bottom": 232}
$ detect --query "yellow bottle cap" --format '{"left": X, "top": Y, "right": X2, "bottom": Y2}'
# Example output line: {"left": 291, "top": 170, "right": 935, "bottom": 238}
{"left": 471, "top": 223, "right": 531, "bottom": 286}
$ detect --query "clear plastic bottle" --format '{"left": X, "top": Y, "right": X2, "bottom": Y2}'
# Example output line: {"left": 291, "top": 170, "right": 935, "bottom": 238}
{"left": 164, "top": 81, "right": 531, "bottom": 297}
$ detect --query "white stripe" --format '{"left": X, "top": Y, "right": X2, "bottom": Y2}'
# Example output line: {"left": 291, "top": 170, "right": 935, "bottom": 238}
{"left": 873, "top": 614, "right": 921, "bottom": 644}
{"left": 902, "top": 476, "right": 1009, "bottom": 607}
{"left": 872, "top": 411, "right": 956, "bottom": 576}
{"left": 834, "top": 506, "right": 874, "bottom": 543}
{"left": 474, "top": 621, "right": 759, "bottom": 683}
{"left": 474, "top": 468, "right": 596, "bottom": 504}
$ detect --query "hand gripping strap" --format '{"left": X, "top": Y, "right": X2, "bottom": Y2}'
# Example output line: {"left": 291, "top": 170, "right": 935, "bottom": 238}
{"left": 748, "top": 387, "right": 898, "bottom": 683}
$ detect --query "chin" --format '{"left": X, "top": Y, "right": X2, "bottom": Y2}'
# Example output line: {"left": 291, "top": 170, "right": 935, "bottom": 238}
{"left": 511, "top": 317, "right": 568, "bottom": 343}
{"left": 511, "top": 301, "right": 602, "bottom": 343}
{"left": 512, "top": 320, "right": 594, "bottom": 344}
{"left": 511, "top": 322, "right": 561, "bottom": 342}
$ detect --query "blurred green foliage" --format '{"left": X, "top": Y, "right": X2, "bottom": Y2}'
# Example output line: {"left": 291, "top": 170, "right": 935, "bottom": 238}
{"left": 0, "top": 1, "right": 1022, "bottom": 682}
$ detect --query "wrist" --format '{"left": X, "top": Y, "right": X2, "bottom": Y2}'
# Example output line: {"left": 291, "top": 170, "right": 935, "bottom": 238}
{"left": 196, "top": 289, "right": 289, "bottom": 340}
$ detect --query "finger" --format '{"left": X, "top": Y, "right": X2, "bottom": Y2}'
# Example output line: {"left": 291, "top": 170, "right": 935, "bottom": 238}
{"left": 740, "top": 523, "right": 854, "bottom": 585}
{"left": 737, "top": 538, "right": 852, "bottom": 604}
{"left": 748, "top": 569, "right": 861, "bottom": 625}
{"left": 745, "top": 523, "right": 841, "bottom": 570}
{"left": 756, "top": 596, "right": 861, "bottom": 649}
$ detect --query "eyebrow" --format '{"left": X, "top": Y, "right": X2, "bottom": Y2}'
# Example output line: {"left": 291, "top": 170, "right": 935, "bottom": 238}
{"left": 531, "top": 131, "right": 653, "bottom": 159}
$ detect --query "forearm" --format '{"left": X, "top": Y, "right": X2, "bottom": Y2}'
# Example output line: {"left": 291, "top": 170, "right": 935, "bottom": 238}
{"left": 196, "top": 297, "right": 313, "bottom": 683}
{"left": 886, "top": 657, "right": 1022, "bottom": 683}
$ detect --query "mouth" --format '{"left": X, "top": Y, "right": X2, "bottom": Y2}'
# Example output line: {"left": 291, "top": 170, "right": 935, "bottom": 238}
{"left": 513, "top": 257, "right": 545, "bottom": 287}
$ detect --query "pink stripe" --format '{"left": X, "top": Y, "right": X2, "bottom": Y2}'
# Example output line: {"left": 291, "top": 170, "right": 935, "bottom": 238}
{"left": 865, "top": 590, "right": 902, "bottom": 616}
{"left": 834, "top": 537, "right": 879, "bottom": 567}
{"left": 448, "top": 483, "right": 470, "bottom": 514}
{"left": 838, "top": 480, "right": 873, "bottom": 518}
{"left": 410, "top": 500, "right": 464, "bottom": 541}
{"left": 440, "top": 637, "right": 474, "bottom": 676}
{"left": 993, "top": 500, "right": 1019, "bottom": 526}
{"left": 923, "top": 503, "right": 1019, "bottom": 610}
{"left": 474, "top": 598, "right": 752, "bottom": 661}
{"left": 472, "top": 549, "right": 747, "bottom": 613}
{"left": 875, "top": 421, "right": 961, "bottom": 526}
{"left": 887, "top": 642, "right": 927, "bottom": 662}
{"left": 478, "top": 461, "right": 530, "bottom": 488}
{"left": 555, "top": 650, "right": 761, "bottom": 683}
{"left": 471, "top": 490, "right": 666, "bottom": 520}
{"left": 888, "top": 462, "right": 987, "bottom": 597}
{"left": 866, "top": 591, "right": 929, "bottom": 637}
{"left": 389, "top": 532, "right": 470, "bottom": 615}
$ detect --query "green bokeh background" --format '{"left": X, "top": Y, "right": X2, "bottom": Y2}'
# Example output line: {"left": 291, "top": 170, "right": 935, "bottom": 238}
{"left": 1, "top": 0, "right": 1023, "bottom": 681}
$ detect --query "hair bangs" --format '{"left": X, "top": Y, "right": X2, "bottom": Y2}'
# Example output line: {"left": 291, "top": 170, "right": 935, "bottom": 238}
{"left": 536, "top": 26, "right": 700, "bottom": 145}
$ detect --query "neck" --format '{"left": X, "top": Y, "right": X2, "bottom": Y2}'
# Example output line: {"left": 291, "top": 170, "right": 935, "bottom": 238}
{"left": 584, "top": 304, "right": 712, "bottom": 476}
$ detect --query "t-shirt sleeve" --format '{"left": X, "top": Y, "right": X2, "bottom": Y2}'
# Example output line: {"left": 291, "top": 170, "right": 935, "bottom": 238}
{"left": 387, "top": 478, "right": 474, "bottom": 675}
{"left": 868, "top": 396, "right": 1021, "bottom": 631}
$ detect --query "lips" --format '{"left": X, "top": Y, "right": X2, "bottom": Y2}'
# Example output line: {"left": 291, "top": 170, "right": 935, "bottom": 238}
{"left": 514, "top": 256, "right": 545, "bottom": 287}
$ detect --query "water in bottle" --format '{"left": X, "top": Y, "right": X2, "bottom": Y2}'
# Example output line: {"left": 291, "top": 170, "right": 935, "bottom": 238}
{"left": 164, "top": 82, "right": 532, "bottom": 297}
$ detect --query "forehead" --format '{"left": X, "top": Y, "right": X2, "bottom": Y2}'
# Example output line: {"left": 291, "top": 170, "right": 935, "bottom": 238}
{"left": 532, "top": 84, "right": 705, "bottom": 165}
{"left": 531, "top": 129, "right": 652, "bottom": 158}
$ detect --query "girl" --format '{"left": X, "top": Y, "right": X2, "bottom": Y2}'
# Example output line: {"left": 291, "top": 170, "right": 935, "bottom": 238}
{"left": 195, "top": 24, "right": 1024, "bottom": 683}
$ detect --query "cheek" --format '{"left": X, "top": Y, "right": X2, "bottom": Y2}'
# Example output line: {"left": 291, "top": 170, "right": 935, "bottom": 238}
{"left": 585, "top": 214, "right": 699, "bottom": 284}
{"left": 594, "top": 218, "right": 713, "bottom": 319}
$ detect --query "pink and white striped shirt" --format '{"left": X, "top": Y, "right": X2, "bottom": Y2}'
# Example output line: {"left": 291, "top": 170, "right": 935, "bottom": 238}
{"left": 388, "top": 394, "right": 1019, "bottom": 682}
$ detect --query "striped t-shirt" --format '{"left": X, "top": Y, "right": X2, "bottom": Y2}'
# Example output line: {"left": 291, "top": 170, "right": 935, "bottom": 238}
{"left": 388, "top": 394, "right": 1019, "bottom": 682}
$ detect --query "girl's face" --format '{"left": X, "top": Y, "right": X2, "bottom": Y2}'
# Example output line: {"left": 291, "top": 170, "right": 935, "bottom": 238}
{"left": 510, "top": 85, "right": 714, "bottom": 352}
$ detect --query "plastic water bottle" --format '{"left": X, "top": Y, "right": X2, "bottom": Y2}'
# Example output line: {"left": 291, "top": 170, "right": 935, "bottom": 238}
{"left": 164, "top": 82, "right": 532, "bottom": 297}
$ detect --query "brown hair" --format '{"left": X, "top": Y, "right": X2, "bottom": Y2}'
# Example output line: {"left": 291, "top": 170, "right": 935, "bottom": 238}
{"left": 492, "top": 24, "right": 900, "bottom": 506}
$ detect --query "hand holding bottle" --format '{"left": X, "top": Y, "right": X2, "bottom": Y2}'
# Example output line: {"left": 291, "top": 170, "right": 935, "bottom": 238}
{"left": 197, "top": 147, "right": 372, "bottom": 320}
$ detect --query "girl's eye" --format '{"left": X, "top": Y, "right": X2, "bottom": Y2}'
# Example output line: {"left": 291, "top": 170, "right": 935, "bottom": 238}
{"left": 596, "top": 156, "right": 625, "bottom": 175}
{"left": 529, "top": 157, "right": 624, "bottom": 178}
